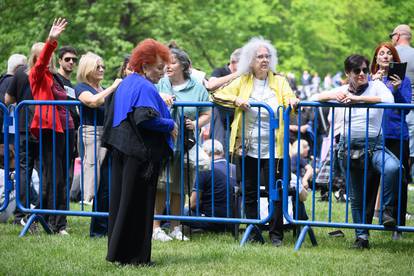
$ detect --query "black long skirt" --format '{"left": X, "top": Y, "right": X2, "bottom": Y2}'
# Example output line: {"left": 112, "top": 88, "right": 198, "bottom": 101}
{"left": 106, "top": 148, "right": 160, "bottom": 265}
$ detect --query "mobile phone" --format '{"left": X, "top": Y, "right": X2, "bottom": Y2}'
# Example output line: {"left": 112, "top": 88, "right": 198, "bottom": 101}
{"left": 388, "top": 62, "right": 407, "bottom": 80}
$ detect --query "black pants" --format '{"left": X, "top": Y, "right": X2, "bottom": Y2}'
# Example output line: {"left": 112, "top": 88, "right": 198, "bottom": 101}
{"left": 385, "top": 138, "right": 409, "bottom": 226}
{"left": 244, "top": 156, "right": 284, "bottom": 241}
{"left": 107, "top": 149, "right": 160, "bottom": 265}
{"left": 13, "top": 133, "right": 39, "bottom": 222}
{"left": 41, "top": 130, "right": 73, "bottom": 232}
{"left": 90, "top": 153, "right": 110, "bottom": 237}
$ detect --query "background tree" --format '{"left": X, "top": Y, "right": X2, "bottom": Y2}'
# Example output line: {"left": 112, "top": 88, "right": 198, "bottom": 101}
{"left": 0, "top": 0, "right": 413, "bottom": 84}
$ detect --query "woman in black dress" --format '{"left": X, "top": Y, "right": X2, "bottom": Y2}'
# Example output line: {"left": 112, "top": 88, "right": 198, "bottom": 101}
{"left": 103, "top": 39, "right": 176, "bottom": 265}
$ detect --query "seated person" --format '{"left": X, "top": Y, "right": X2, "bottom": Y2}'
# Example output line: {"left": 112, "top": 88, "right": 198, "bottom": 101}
{"left": 289, "top": 106, "right": 315, "bottom": 155}
{"left": 185, "top": 140, "right": 236, "bottom": 232}
{"left": 290, "top": 139, "right": 313, "bottom": 190}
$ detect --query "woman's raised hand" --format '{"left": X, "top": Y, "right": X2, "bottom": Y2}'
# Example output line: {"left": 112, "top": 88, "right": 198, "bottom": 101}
{"left": 48, "top": 18, "right": 67, "bottom": 41}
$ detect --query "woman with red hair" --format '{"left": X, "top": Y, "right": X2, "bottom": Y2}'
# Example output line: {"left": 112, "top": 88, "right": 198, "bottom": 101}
{"left": 371, "top": 42, "right": 412, "bottom": 239}
{"left": 103, "top": 39, "right": 176, "bottom": 265}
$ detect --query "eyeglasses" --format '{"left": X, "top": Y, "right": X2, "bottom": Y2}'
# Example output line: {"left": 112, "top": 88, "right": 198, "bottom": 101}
{"left": 352, "top": 67, "right": 369, "bottom": 75}
{"left": 63, "top": 57, "right": 78, "bottom": 63}
{"left": 96, "top": 65, "right": 106, "bottom": 70}
{"left": 256, "top": 54, "right": 271, "bottom": 60}
{"left": 389, "top": 32, "right": 398, "bottom": 39}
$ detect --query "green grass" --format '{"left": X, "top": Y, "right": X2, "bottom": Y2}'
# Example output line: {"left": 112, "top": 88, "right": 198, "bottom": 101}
{"left": 1, "top": 189, "right": 414, "bottom": 275}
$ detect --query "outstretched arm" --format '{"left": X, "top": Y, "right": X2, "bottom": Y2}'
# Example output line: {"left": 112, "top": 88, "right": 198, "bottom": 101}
{"left": 48, "top": 17, "right": 67, "bottom": 42}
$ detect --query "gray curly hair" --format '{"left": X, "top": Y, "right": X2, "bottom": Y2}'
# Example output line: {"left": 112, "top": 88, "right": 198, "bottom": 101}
{"left": 236, "top": 36, "right": 278, "bottom": 76}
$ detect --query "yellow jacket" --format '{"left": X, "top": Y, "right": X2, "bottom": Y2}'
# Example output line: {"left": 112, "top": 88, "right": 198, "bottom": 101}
{"left": 211, "top": 72, "right": 296, "bottom": 159}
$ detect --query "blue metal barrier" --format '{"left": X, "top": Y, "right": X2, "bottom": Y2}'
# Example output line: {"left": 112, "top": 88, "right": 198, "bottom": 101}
{"left": 160, "top": 101, "right": 280, "bottom": 245}
{"left": 284, "top": 101, "right": 414, "bottom": 250}
{"left": 0, "top": 103, "right": 11, "bottom": 214}
{"left": 13, "top": 100, "right": 282, "bottom": 245}
{"left": 14, "top": 100, "right": 107, "bottom": 236}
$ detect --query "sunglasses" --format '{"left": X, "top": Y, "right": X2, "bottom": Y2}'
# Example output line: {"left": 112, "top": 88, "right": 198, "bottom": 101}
{"left": 352, "top": 67, "right": 369, "bottom": 75}
{"left": 63, "top": 57, "right": 78, "bottom": 63}
{"left": 96, "top": 65, "right": 106, "bottom": 70}
{"left": 389, "top": 32, "right": 398, "bottom": 39}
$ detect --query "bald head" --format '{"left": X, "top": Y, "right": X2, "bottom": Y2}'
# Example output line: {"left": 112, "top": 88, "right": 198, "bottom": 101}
{"left": 391, "top": 24, "right": 412, "bottom": 45}
{"left": 393, "top": 24, "right": 411, "bottom": 38}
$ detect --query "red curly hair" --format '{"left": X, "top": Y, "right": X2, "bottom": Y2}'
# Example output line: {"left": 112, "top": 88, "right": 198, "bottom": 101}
{"left": 371, "top": 42, "right": 401, "bottom": 74}
{"left": 129, "top": 39, "right": 170, "bottom": 74}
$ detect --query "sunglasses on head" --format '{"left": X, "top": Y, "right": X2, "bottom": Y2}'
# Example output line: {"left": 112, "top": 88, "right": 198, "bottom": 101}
{"left": 63, "top": 57, "right": 78, "bottom": 63}
{"left": 389, "top": 32, "right": 398, "bottom": 39}
{"left": 352, "top": 67, "right": 369, "bottom": 75}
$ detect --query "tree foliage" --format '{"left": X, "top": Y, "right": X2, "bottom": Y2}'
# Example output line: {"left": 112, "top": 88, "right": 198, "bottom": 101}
{"left": 0, "top": 0, "right": 413, "bottom": 82}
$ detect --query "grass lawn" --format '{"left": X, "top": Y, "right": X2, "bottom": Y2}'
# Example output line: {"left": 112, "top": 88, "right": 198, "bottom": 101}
{"left": 1, "top": 188, "right": 414, "bottom": 275}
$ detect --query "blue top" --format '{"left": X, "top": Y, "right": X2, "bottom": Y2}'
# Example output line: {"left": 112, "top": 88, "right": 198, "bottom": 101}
{"left": 156, "top": 76, "right": 210, "bottom": 120}
{"left": 75, "top": 82, "right": 105, "bottom": 126}
{"left": 193, "top": 159, "right": 236, "bottom": 217}
{"left": 113, "top": 73, "right": 174, "bottom": 150}
{"left": 382, "top": 76, "right": 412, "bottom": 140}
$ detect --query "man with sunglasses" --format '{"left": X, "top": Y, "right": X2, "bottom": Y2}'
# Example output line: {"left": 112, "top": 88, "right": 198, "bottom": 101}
{"left": 57, "top": 46, "right": 78, "bottom": 96}
{"left": 57, "top": 45, "right": 79, "bottom": 199}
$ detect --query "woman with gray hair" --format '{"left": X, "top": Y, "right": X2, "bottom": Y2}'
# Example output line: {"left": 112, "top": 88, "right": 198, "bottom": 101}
{"left": 212, "top": 36, "right": 299, "bottom": 246}
{"left": 155, "top": 48, "right": 210, "bottom": 241}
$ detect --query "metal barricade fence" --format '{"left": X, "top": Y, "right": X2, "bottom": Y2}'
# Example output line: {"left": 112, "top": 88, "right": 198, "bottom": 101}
{"left": 13, "top": 100, "right": 283, "bottom": 245}
{"left": 284, "top": 101, "right": 414, "bottom": 250}
{"left": 154, "top": 102, "right": 282, "bottom": 245}
{"left": 0, "top": 103, "right": 11, "bottom": 216}
{"left": 14, "top": 100, "right": 107, "bottom": 236}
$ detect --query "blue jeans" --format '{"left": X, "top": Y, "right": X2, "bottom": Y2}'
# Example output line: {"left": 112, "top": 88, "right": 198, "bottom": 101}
{"left": 339, "top": 138, "right": 399, "bottom": 239}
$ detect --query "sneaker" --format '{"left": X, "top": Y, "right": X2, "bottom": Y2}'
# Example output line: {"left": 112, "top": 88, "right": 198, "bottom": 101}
{"left": 79, "top": 200, "right": 93, "bottom": 206}
{"left": 169, "top": 226, "right": 189, "bottom": 241}
{"left": 58, "top": 229, "right": 69, "bottom": 235}
{"left": 352, "top": 238, "right": 369, "bottom": 249}
{"left": 152, "top": 227, "right": 172, "bottom": 242}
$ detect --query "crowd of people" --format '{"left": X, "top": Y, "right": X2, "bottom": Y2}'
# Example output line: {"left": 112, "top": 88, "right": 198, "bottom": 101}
{"left": 0, "top": 17, "right": 413, "bottom": 265}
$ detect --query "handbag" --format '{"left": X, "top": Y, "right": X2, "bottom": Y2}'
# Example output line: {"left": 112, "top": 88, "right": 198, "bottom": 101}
{"left": 343, "top": 147, "right": 371, "bottom": 169}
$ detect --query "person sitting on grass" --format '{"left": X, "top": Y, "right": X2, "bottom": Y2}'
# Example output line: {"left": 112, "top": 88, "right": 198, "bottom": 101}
{"left": 290, "top": 139, "right": 313, "bottom": 191}
{"left": 184, "top": 140, "right": 236, "bottom": 232}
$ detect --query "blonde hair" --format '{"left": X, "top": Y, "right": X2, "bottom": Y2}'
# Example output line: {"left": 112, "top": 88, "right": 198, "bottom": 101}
{"left": 76, "top": 52, "right": 103, "bottom": 84}
{"left": 27, "top": 42, "right": 57, "bottom": 73}
{"left": 290, "top": 139, "right": 309, "bottom": 157}
{"left": 28, "top": 42, "right": 44, "bottom": 70}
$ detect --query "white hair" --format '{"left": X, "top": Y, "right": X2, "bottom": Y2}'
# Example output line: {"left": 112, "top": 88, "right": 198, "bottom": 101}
{"left": 202, "top": 139, "right": 224, "bottom": 156}
{"left": 7, "top": 54, "right": 27, "bottom": 74}
{"left": 236, "top": 36, "right": 278, "bottom": 76}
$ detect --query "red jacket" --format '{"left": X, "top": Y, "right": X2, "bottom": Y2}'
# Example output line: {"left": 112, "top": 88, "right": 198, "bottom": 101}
{"left": 29, "top": 39, "right": 63, "bottom": 137}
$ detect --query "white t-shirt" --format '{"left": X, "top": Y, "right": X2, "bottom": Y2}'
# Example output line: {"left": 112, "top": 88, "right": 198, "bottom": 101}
{"left": 330, "top": 80, "right": 394, "bottom": 138}
{"left": 172, "top": 80, "right": 189, "bottom": 92}
{"left": 246, "top": 78, "right": 279, "bottom": 159}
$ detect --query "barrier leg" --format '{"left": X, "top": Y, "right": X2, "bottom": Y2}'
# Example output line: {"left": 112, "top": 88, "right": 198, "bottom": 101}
{"left": 19, "top": 214, "right": 52, "bottom": 237}
{"left": 240, "top": 224, "right": 264, "bottom": 246}
{"left": 294, "top": 225, "right": 310, "bottom": 251}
